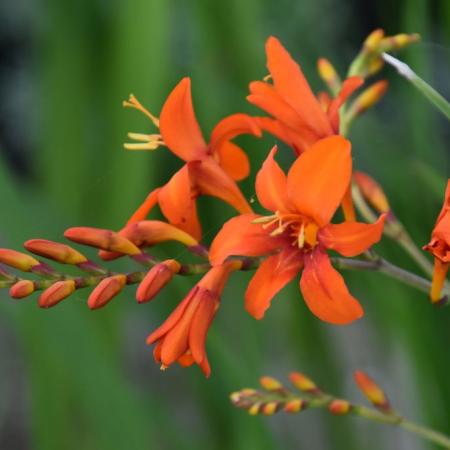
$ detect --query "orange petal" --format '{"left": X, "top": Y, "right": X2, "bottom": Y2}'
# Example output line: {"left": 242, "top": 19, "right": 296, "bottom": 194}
{"left": 210, "top": 113, "right": 261, "bottom": 149}
{"left": 209, "top": 214, "right": 285, "bottom": 265}
{"left": 189, "top": 157, "right": 252, "bottom": 214}
{"left": 300, "top": 249, "right": 363, "bottom": 324}
{"left": 319, "top": 214, "right": 386, "bottom": 257}
{"left": 159, "top": 77, "right": 207, "bottom": 161}
{"left": 126, "top": 188, "right": 161, "bottom": 225}
{"left": 245, "top": 248, "right": 302, "bottom": 319}
{"left": 265, "top": 36, "right": 333, "bottom": 136}
{"left": 189, "top": 291, "right": 218, "bottom": 364}
{"left": 430, "top": 258, "right": 449, "bottom": 303}
{"left": 216, "top": 141, "right": 250, "bottom": 181}
{"left": 287, "top": 135, "right": 352, "bottom": 226}
{"left": 327, "top": 77, "right": 364, "bottom": 132}
{"left": 255, "top": 146, "right": 290, "bottom": 212}
{"left": 158, "top": 165, "right": 192, "bottom": 226}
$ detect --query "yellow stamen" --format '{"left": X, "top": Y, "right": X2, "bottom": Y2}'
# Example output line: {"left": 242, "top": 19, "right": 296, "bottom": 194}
{"left": 263, "top": 74, "right": 272, "bottom": 82}
{"left": 124, "top": 133, "right": 164, "bottom": 151}
{"left": 160, "top": 364, "right": 168, "bottom": 371}
{"left": 252, "top": 214, "right": 278, "bottom": 224}
{"left": 123, "top": 94, "right": 160, "bottom": 128}
{"left": 297, "top": 223, "right": 305, "bottom": 248}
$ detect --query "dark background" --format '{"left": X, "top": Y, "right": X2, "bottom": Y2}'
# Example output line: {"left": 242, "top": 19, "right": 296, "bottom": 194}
{"left": 0, "top": 0, "right": 449, "bottom": 449}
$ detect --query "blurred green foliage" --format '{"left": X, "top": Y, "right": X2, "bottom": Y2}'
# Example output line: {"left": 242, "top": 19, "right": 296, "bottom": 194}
{"left": 0, "top": 0, "right": 449, "bottom": 449}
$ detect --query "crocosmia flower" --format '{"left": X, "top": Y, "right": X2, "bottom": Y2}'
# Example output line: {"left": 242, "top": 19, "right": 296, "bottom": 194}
{"left": 248, "top": 36, "right": 363, "bottom": 155}
{"left": 210, "top": 136, "right": 385, "bottom": 324}
{"left": 125, "top": 77, "right": 261, "bottom": 239}
{"left": 423, "top": 179, "right": 450, "bottom": 303}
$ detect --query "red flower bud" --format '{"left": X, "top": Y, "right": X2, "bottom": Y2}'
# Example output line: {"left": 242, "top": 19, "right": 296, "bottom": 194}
{"left": 0, "top": 249, "right": 39, "bottom": 271}
{"left": 10, "top": 280, "right": 35, "bottom": 298}
{"left": 24, "top": 239, "right": 87, "bottom": 265}
{"left": 39, "top": 280, "right": 76, "bottom": 308}
{"left": 329, "top": 399, "right": 351, "bottom": 415}
{"left": 354, "top": 370, "right": 390, "bottom": 411}
{"left": 88, "top": 274, "right": 127, "bottom": 309}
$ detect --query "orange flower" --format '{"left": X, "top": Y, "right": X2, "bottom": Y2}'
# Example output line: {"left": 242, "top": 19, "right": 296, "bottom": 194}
{"left": 423, "top": 180, "right": 450, "bottom": 303}
{"left": 146, "top": 261, "right": 239, "bottom": 377}
{"left": 210, "top": 136, "right": 385, "bottom": 324}
{"left": 248, "top": 36, "right": 363, "bottom": 155}
{"left": 124, "top": 78, "right": 261, "bottom": 240}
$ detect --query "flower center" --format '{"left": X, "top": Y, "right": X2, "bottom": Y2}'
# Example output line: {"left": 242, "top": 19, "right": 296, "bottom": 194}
{"left": 253, "top": 212, "right": 319, "bottom": 250}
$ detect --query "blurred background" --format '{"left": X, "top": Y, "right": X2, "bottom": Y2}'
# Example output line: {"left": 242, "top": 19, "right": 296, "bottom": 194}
{"left": 0, "top": 0, "right": 449, "bottom": 449}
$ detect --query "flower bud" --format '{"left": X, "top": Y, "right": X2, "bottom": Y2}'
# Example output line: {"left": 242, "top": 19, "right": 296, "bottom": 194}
{"left": 354, "top": 370, "right": 390, "bottom": 411}
{"left": 262, "top": 402, "right": 279, "bottom": 416}
{"left": 329, "top": 399, "right": 351, "bottom": 415}
{"left": 10, "top": 280, "right": 35, "bottom": 298}
{"left": 39, "top": 280, "right": 76, "bottom": 308}
{"left": 289, "top": 372, "right": 320, "bottom": 394}
{"left": 0, "top": 249, "right": 39, "bottom": 271}
{"left": 24, "top": 239, "right": 87, "bottom": 265}
{"left": 88, "top": 274, "right": 127, "bottom": 309}
{"left": 136, "top": 259, "right": 180, "bottom": 303}
{"left": 248, "top": 402, "right": 262, "bottom": 416}
{"left": 363, "top": 29, "right": 385, "bottom": 52}
{"left": 317, "top": 58, "right": 341, "bottom": 93}
{"left": 259, "top": 376, "right": 283, "bottom": 391}
{"left": 353, "top": 171, "right": 391, "bottom": 214}
{"left": 284, "top": 399, "right": 306, "bottom": 413}
{"left": 350, "top": 80, "right": 389, "bottom": 116}
{"left": 64, "top": 227, "right": 140, "bottom": 255}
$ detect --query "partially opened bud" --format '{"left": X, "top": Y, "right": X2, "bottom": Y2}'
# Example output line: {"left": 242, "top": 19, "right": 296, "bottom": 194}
{"left": 353, "top": 171, "right": 391, "bottom": 215}
{"left": 354, "top": 370, "right": 390, "bottom": 412}
{"left": 64, "top": 227, "right": 140, "bottom": 255}
{"left": 39, "top": 280, "right": 76, "bottom": 308}
{"left": 289, "top": 372, "right": 320, "bottom": 394}
{"left": 329, "top": 399, "right": 352, "bottom": 415}
{"left": 24, "top": 239, "right": 87, "bottom": 265}
{"left": 0, "top": 249, "right": 39, "bottom": 271}
{"left": 136, "top": 259, "right": 180, "bottom": 303}
{"left": 10, "top": 280, "right": 35, "bottom": 298}
{"left": 259, "top": 376, "right": 283, "bottom": 391}
{"left": 88, "top": 274, "right": 127, "bottom": 309}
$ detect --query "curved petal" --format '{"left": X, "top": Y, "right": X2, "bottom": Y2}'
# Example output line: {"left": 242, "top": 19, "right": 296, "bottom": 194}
{"left": 319, "top": 214, "right": 386, "bottom": 257}
{"left": 158, "top": 165, "right": 193, "bottom": 226}
{"left": 245, "top": 248, "right": 302, "bottom": 319}
{"left": 159, "top": 78, "right": 207, "bottom": 161}
{"left": 255, "top": 146, "right": 290, "bottom": 212}
{"left": 209, "top": 214, "right": 286, "bottom": 265}
{"left": 210, "top": 113, "right": 261, "bottom": 149}
{"left": 266, "top": 36, "right": 332, "bottom": 136}
{"left": 126, "top": 188, "right": 161, "bottom": 225}
{"left": 327, "top": 76, "right": 364, "bottom": 132}
{"left": 189, "top": 157, "right": 252, "bottom": 214}
{"left": 216, "top": 141, "right": 250, "bottom": 181}
{"left": 287, "top": 135, "right": 352, "bottom": 226}
{"left": 300, "top": 249, "right": 364, "bottom": 324}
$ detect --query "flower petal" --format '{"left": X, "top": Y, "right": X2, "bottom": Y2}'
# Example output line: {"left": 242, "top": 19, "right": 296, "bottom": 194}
{"left": 245, "top": 248, "right": 302, "bottom": 319}
{"left": 300, "top": 249, "right": 363, "bottom": 324}
{"left": 319, "top": 214, "right": 386, "bottom": 257}
{"left": 210, "top": 113, "right": 261, "bottom": 149}
{"left": 216, "top": 141, "right": 250, "bottom": 181}
{"left": 255, "top": 146, "right": 290, "bottom": 212}
{"left": 266, "top": 36, "right": 333, "bottom": 136}
{"left": 159, "top": 77, "right": 207, "bottom": 161}
{"left": 287, "top": 135, "right": 352, "bottom": 226}
{"left": 209, "top": 214, "right": 285, "bottom": 265}
{"left": 189, "top": 157, "right": 252, "bottom": 214}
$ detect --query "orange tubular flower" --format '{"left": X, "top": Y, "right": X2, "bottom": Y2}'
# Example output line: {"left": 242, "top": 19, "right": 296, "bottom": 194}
{"left": 210, "top": 136, "right": 385, "bottom": 324}
{"left": 423, "top": 180, "right": 450, "bottom": 303}
{"left": 146, "top": 261, "right": 239, "bottom": 377}
{"left": 248, "top": 36, "right": 363, "bottom": 155}
{"left": 125, "top": 78, "right": 261, "bottom": 240}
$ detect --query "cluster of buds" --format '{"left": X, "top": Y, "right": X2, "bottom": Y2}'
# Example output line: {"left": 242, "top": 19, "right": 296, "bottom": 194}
{"left": 1, "top": 28, "right": 447, "bottom": 380}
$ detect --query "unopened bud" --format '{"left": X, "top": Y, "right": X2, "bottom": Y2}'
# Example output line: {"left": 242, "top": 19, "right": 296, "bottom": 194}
{"left": 259, "top": 376, "right": 283, "bottom": 391}
{"left": 284, "top": 399, "right": 306, "bottom": 413}
{"left": 353, "top": 171, "right": 391, "bottom": 214}
{"left": 0, "top": 249, "right": 39, "bottom": 271}
{"left": 380, "top": 33, "right": 420, "bottom": 52}
{"left": 88, "top": 274, "right": 127, "bottom": 309}
{"left": 329, "top": 399, "right": 352, "bottom": 415}
{"left": 64, "top": 227, "right": 140, "bottom": 255}
{"left": 289, "top": 372, "right": 320, "bottom": 394}
{"left": 39, "top": 280, "right": 76, "bottom": 308}
{"left": 248, "top": 402, "right": 262, "bottom": 416}
{"left": 317, "top": 58, "right": 341, "bottom": 93}
{"left": 136, "top": 259, "right": 180, "bottom": 303}
{"left": 24, "top": 239, "right": 87, "bottom": 265}
{"left": 350, "top": 80, "right": 389, "bottom": 116}
{"left": 10, "top": 280, "right": 35, "bottom": 298}
{"left": 364, "top": 29, "right": 385, "bottom": 52}
{"left": 354, "top": 370, "right": 390, "bottom": 411}
{"left": 262, "top": 402, "right": 279, "bottom": 416}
